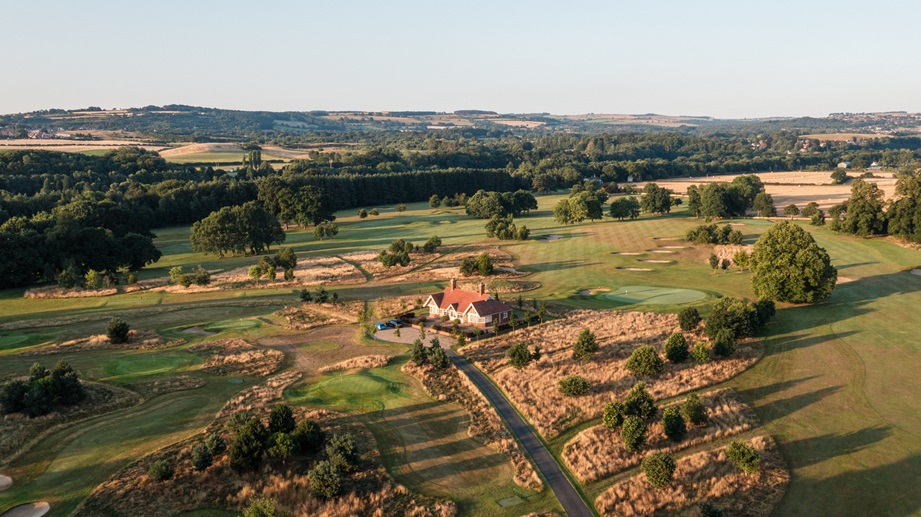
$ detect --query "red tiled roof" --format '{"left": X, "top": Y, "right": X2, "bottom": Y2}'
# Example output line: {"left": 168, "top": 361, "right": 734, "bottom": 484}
{"left": 427, "top": 287, "right": 511, "bottom": 316}
{"left": 468, "top": 299, "right": 511, "bottom": 316}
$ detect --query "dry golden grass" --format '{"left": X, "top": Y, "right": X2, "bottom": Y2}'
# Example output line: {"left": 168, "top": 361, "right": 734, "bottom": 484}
{"left": 402, "top": 361, "right": 543, "bottom": 491}
{"left": 319, "top": 355, "right": 393, "bottom": 373}
{"left": 189, "top": 339, "right": 283, "bottom": 377}
{"left": 461, "top": 310, "right": 760, "bottom": 438}
{"left": 23, "top": 278, "right": 169, "bottom": 299}
{"left": 212, "top": 256, "right": 366, "bottom": 287}
{"left": 375, "top": 296, "right": 421, "bottom": 319}
{"left": 387, "top": 245, "right": 526, "bottom": 284}
{"left": 77, "top": 404, "right": 456, "bottom": 517}
{"left": 0, "top": 382, "right": 140, "bottom": 467}
{"left": 712, "top": 244, "right": 755, "bottom": 267}
{"left": 217, "top": 372, "right": 302, "bottom": 419}
{"left": 563, "top": 389, "right": 758, "bottom": 483}
{"left": 25, "top": 330, "right": 183, "bottom": 356}
{"left": 595, "top": 436, "right": 789, "bottom": 517}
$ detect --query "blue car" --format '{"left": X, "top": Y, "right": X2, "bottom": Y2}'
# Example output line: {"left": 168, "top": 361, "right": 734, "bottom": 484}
{"left": 375, "top": 322, "right": 388, "bottom": 331}
{"left": 386, "top": 320, "right": 402, "bottom": 328}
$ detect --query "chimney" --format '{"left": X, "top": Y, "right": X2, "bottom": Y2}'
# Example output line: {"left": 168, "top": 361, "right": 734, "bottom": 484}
{"left": 478, "top": 283, "right": 486, "bottom": 295}
{"left": 450, "top": 278, "right": 457, "bottom": 290}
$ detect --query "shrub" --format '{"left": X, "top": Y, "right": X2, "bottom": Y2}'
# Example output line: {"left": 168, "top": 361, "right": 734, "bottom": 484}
{"left": 507, "top": 341, "right": 532, "bottom": 369}
{"left": 126, "top": 272, "right": 138, "bottom": 285}
{"left": 396, "top": 203, "right": 407, "bottom": 212}
{"left": 753, "top": 298, "right": 776, "bottom": 327}
{"left": 558, "top": 375, "right": 590, "bottom": 397}
{"left": 691, "top": 342, "right": 711, "bottom": 363}
{"left": 602, "top": 401, "right": 625, "bottom": 429}
{"left": 228, "top": 415, "right": 268, "bottom": 473}
{"left": 678, "top": 307, "right": 701, "bottom": 331}
{"left": 169, "top": 266, "right": 191, "bottom": 287}
{"left": 621, "top": 415, "right": 647, "bottom": 453}
{"left": 422, "top": 235, "right": 442, "bottom": 253}
{"left": 626, "top": 345, "right": 664, "bottom": 376}
{"left": 642, "top": 452, "right": 677, "bottom": 488}
{"left": 106, "top": 317, "right": 130, "bottom": 344}
{"left": 662, "top": 407, "right": 687, "bottom": 442}
{"left": 664, "top": 333, "right": 688, "bottom": 363}
{"left": 428, "top": 346, "right": 450, "bottom": 369}
{"left": 712, "top": 329, "right": 737, "bottom": 357}
{"left": 192, "top": 265, "right": 211, "bottom": 285}
{"left": 0, "top": 380, "right": 29, "bottom": 414}
{"left": 572, "top": 328, "right": 599, "bottom": 363}
{"left": 191, "top": 442, "right": 213, "bottom": 471}
{"left": 148, "top": 459, "right": 174, "bottom": 481}
{"left": 84, "top": 269, "right": 102, "bottom": 289}
{"left": 267, "top": 432, "right": 297, "bottom": 460}
{"left": 681, "top": 393, "right": 708, "bottom": 426}
{"left": 726, "top": 440, "right": 761, "bottom": 474}
{"left": 294, "top": 419, "right": 325, "bottom": 452}
{"left": 243, "top": 496, "right": 282, "bottom": 517}
{"left": 369, "top": 208, "right": 379, "bottom": 216}
{"left": 459, "top": 257, "right": 477, "bottom": 276}
{"left": 476, "top": 253, "right": 494, "bottom": 276}
{"left": 705, "top": 296, "right": 757, "bottom": 339}
{"left": 357, "top": 208, "right": 368, "bottom": 218}
{"left": 268, "top": 404, "right": 296, "bottom": 434}
{"left": 623, "top": 381, "right": 657, "bottom": 420}
{"left": 309, "top": 460, "right": 342, "bottom": 500}
{"left": 205, "top": 432, "right": 226, "bottom": 456}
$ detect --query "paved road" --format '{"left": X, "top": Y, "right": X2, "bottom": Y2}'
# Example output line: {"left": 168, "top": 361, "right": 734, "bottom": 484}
{"left": 447, "top": 350, "right": 594, "bottom": 517}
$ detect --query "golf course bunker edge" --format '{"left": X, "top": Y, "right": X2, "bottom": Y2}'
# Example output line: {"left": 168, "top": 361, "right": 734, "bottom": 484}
{"left": 604, "top": 285, "right": 706, "bottom": 305}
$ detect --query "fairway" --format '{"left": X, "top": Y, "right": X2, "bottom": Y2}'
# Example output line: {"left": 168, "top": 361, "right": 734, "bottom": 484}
{"left": 604, "top": 285, "right": 707, "bottom": 305}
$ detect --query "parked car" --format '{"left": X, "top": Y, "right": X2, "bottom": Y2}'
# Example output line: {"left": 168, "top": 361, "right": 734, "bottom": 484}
{"left": 386, "top": 319, "right": 402, "bottom": 328}
{"left": 375, "top": 322, "right": 388, "bottom": 331}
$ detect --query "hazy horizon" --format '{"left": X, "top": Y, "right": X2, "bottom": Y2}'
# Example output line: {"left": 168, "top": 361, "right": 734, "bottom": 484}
{"left": 3, "top": 0, "right": 920, "bottom": 118}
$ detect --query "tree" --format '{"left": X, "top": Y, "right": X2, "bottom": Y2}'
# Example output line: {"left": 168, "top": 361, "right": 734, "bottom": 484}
{"left": 191, "top": 265, "right": 211, "bottom": 285}
{"left": 191, "top": 202, "right": 284, "bottom": 257}
{"left": 733, "top": 250, "right": 750, "bottom": 270}
{"left": 357, "top": 208, "right": 368, "bottom": 218}
{"left": 422, "top": 235, "right": 442, "bottom": 253}
{"left": 572, "top": 328, "right": 599, "bottom": 363}
{"left": 726, "top": 440, "right": 761, "bottom": 474}
{"left": 712, "top": 329, "right": 737, "bottom": 357}
{"left": 508, "top": 341, "right": 533, "bottom": 369}
{"left": 294, "top": 419, "right": 325, "bottom": 452}
{"left": 687, "top": 185, "right": 702, "bottom": 217}
{"left": 228, "top": 415, "right": 268, "bottom": 473}
{"left": 428, "top": 345, "right": 449, "bottom": 369}
{"left": 678, "top": 307, "right": 701, "bottom": 331}
{"left": 621, "top": 415, "right": 647, "bottom": 453}
{"left": 558, "top": 375, "right": 590, "bottom": 397}
{"left": 314, "top": 222, "right": 339, "bottom": 240}
{"left": 429, "top": 194, "right": 442, "bottom": 208}
{"left": 148, "top": 459, "right": 174, "bottom": 481}
{"left": 410, "top": 340, "right": 428, "bottom": 365}
{"left": 267, "top": 432, "right": 297, "bottom": 460}
{"left": 191, "top": 442, "right": 213, "bottom": 471}
{"left": 369, "top": 208, "right": 380, "bottom": 216}
{"left": 84, "top": 269, "right": 102, "bottom": 289}
{"left": 640, "top": 183, "right": 672, "bottom": 215}
{"left": 751, "top": 221, "right": 837, "bottom": 303}
{"left": 708, "top": 254, "right": 719, "bottom": 273}
{"left": 107, "top": 317, "right": 130, "bottom": 344}
{"left": 603, "top": 401, "right": 626, "bottom": 429}
{"left": 642, "top": 452, "right": 677, "bottom": 488}
{"left": 705, "top": 297, "right": 757, "bottom": 339}
{"left": 309, "top": 460, "right": 342, "bottom": 500}
{"left": 475, "top": 253, "right": 493, "bottom": 276}
{"left": 691, "top": 342, "right": 711, "bottom": 363}
{"left": 283, "top": 186, "right": 336, "bottom": 228}
{"left": 681, "top": 393, "right": 708, "bottom": 426}
{"left": 626, "top": 345, "right": 664, "bottom": 376}
{"left": 887, "top": 175, "right": 921, "bottom": 242}
{"left": 830, "top": 169, "right": 848, "bottom": 184}
{"left": 664, "top": 333, "right": 689, "bottom": 363}
{"left": 169, "top": 266, "right": 191, "bottom": 287}
{"left": 459, "top": 257, "right": 477, "bottom": 276}
{"left": 268, "top": 404, "right": 296, "bottom": 434}
{"left": 700, "top": 183, "right": 730, "bottom": 219}
{"left": 662, "top": 407, "right": 687, "bottom": 442}
{"left": 326, "top": 433, "right": 359, "bottom": 472}
{"left": 801, "top": 202, "right": 820, "bottom": 218}
{"left": 205, "top": 432, "right": 227, "bottom": 456}
{"left": 275, "top": 247, "right": 297, "bottom": 277}
{"left": 784, "top": 204, "right": 800, "bottom": 219}
{"left": 396, "top": 203, "right": 407, "bottom": 213}
{"left": 249, "top": 265, "right": 263, "bottom": 283}
{"left": 57, "top": 262, "right": 79, "bottom": 289}
{"left": 839, "top": 180, "right": 888, "bottom": 236}
{"left": 752, "top": 192, "right": 777, "bottom": 217}
{"left": 609, "top": 196, "right": 641, "bottom": 220}
{"left": 623, "top": 381, "right": 657, "bottom": 420}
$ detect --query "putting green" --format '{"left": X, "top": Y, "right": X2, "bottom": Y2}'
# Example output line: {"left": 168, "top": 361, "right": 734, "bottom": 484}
{"left": 604, "top": 285, "right": 706, "bottom": 305}
{"left": 287, "top": 371, "right": 405, "bottom": 411}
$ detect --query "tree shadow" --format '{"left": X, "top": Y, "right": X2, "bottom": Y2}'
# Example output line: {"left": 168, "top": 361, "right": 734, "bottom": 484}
{"left": 753, "top": 385, "right": 843, "bottom": 425}
{"left": 781, "top": 425, "right": 893, "bottom": 468}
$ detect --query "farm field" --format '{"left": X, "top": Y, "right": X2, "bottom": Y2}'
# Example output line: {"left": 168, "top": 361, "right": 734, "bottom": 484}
{"left": 2, "top": 193, "right": 921, "bottom": 515}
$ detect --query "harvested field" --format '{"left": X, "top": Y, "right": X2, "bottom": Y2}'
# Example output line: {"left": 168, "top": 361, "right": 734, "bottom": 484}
{"left": 188, "top": 339, "right": 283, "bottom": 377}
{"left": 23, "top": 330, "right": 183, "bottom": 356}
{"left": 0, "top": 382, "right": 140, "bottom": 466}
{"left": 402, "top": 361, "right": 543, "bottom": 491}
{"left": 319, "top": 355, "right": 393, "bottom": 373}
{"left": 595, "top": 436, "right": 788, "bottom": 517}
{"left": 460, "top": 310, "right": 759, "bottom": 438}
{"left": 563, "top": 389, "right": 758, "bottom": 483}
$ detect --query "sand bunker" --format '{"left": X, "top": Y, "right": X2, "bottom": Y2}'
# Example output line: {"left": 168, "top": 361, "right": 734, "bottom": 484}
{"left": 649, "top": 250, "right": 676, "bottom": 254}
{"left": 838, "top": 276, "right": 854, "bottom": 284}
{"left": 912, "top": 269, "right": 921, "bottom": 276}
{"left": 544, "top": 234, "right": 564, "bottom": 242}
{"left": 578, "top": 288, "right": 611, "bottom": 296}
{"left": 0, "top": 475, "right": 11, "bottom": 491}
{"left": 616, "top": 267, "right": 653, "bottom": 272}
{"left": 182, "top": 326, "right": 217, "bottom": 336}
{"left": 640, "top": 260, "right": 674, "bottom": 264}
{"left": 659, "top": 246, "right": 689, "bottom": 249}
{"left": 1, "top": 502, "right": 50, "bottom": 517}
{"left": 605, "top": 285, "right": 707, "bottom": 305}
{"left": 614, "top": 252, "right": 644, "bottom": 256}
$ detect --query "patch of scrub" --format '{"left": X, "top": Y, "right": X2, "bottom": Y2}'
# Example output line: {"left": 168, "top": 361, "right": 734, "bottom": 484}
{"left": 201, "top": 318, "right": 261, "bottom": 333}
{"left": 616, "top": 267, "right": 653, "bottom": 272}
{"left": 543, "top": 234, "right": 564, "bottom": 242}
{"left": 1, "top": 502, "right": 50, "bottom": 517}
{"left": 605, "top": 285, "right": 707, "bottom": 305}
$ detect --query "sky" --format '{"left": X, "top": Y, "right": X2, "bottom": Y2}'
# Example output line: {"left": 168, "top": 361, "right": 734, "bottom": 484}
{"left": 2, "top": 0, "right": 920, "bottom": 118}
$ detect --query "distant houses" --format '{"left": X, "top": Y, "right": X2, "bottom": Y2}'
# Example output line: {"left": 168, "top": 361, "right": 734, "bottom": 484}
{"left": 423, "top": 278, "right": 512, "bottom": 328}
{"left": 837, "top": 161, "right": 851, "bottom": 169}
